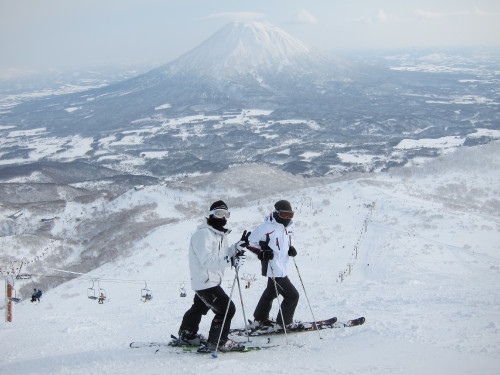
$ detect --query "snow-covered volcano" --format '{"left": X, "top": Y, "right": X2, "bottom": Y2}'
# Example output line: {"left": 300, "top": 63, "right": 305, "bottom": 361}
{"left": 160, "top": 20, "right": 351, "bottom": 80}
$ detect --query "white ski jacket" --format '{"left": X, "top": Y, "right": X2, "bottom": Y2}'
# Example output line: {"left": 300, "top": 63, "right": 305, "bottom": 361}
{"left": 248, "top": 213, "right": 295, "bottom": 278}
{"left": 188, "top": 219, "right": 237, "bottom": 291}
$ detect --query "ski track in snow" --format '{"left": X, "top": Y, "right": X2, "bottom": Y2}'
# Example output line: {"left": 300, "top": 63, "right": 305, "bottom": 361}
{"left": 1, "top": 145, "right": 500, "bottom": 375}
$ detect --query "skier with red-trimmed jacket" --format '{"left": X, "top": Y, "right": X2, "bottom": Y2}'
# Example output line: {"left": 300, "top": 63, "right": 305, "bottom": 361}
{"left": 247, "top": 200, "right": 303, "bottom": 330}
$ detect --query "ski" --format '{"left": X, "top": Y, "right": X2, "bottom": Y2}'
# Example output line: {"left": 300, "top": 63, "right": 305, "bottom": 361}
{"left": 130, "top": 341, "right": 173, "bottom": 349}
{"left": 130, "top": 335, "right": 278, "bottom": 355}
{"left": 229, "top": 317, "right": 365, "bottom": 337}
{"left": 155, "top": 344, "right": 278, "bottom": 356}
{"left": 130, "top": 335, "right": 201, "bottom": 349}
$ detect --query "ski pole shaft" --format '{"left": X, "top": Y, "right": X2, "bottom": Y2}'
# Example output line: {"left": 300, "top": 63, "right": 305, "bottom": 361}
{"left": 235, "top": 267, "right": 250, "bottom": 342}
{"left": 270, "top": 264, "right": 288, "bottom": 344}
{"left": 293, "top": 257, "right": 321, "bottom": 339}
{"left": 215, "top": 272, "right": 237, "bottom": 356}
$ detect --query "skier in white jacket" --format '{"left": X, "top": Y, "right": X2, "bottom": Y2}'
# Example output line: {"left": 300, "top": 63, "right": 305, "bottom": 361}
{"left": 178, "top": 200, "right": 249, "bottom": 352}
{"left": 247, "top": 200, "right": 302, "bottom": 329}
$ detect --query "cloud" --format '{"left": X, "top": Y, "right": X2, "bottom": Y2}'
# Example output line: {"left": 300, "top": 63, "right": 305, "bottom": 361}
{"left": 296, "top": 9, "right": 318, "bottom": 25}
{"left": 356, "top": 9, "right": 388, "bottom": 23}
{"left": 414, "top": 8, "right": 496, "bottom": 19}
{"left": 414, "top": 9, "right": 453, "bottom": 18}
{"left": 377, "top": 9, "right": 388, "bottom": 22}
{"left": 202, "top": 12, "right": 267, "bottom": 21}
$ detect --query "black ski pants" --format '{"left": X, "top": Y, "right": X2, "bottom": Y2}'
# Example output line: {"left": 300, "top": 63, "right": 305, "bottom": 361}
{"left": 254, "top": 276, "right": 299, "bottom": 326}
{"left": 179, "top": 285, "right": 235, "bottom": 345}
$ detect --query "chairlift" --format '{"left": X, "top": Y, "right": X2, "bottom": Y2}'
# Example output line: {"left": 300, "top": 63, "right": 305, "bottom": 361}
{"left": 87, "top": 280, "right": 98, "bottom": 300}
{"left": 9, "top": 289, "right": 22, "bottom": 303}
{"left": 96, "top": 281, "right": 106, "bottom": 304}
{"left": 16, "top": 274, "right": 31, "bottom": 280}
{"left": 141, "top": 281, "right": 153, "bottom": 302}
{"left": 242, "top": 273, "right": 256, "bottom": 289}
{"left": 97, "top": 280, "right": 106, "bottom": 298}
{"left": 7, "top": 277, "right": 22, "bottom": 303}
{"left": 179, "top": 283, "right": 187, "bottom": 298}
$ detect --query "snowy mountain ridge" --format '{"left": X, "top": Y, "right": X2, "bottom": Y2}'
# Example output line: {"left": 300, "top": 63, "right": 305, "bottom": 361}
{"left": 161, "top": 20, "right": 341, "bottom": 79}
{"left": 0, "top": 24, "right": 498, "bottom": 178}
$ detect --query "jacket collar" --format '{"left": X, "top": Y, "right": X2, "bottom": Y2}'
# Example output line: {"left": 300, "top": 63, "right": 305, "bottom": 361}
{"left": 201, "top": 218, "right": 232, "bottom": 235}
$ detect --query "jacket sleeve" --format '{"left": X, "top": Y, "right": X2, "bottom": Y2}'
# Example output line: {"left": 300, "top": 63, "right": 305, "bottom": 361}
{"left": 227, "top": 242, "right": 237, "bottom": 258}
{"left": 247, "top": 224, "right": 267, "bottom": 255}
{"left": 191, "top": 228, "right": 229, "bottom": 271}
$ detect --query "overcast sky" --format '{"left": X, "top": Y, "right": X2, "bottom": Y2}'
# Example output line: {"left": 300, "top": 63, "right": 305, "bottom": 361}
{"left": 1, "top": 0, "right": 500, "bottom": 73}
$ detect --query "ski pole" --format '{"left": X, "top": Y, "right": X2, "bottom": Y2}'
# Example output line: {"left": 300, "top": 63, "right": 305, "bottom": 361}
{"left": 235, "top": 266, "right": 251, "bottom": 342}
{"left": 214, "top": 271, "right": 237, "bottom": 357}
{"left": 270, "top": 263, "right": 289, "bottom": 344}
{"left": 293, "top": 257, "right": 321, "bottom": 339}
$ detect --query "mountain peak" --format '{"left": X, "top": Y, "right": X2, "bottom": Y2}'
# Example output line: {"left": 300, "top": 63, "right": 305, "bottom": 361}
{"left": 161, "top": 20, "right": 340, "bottom": 79}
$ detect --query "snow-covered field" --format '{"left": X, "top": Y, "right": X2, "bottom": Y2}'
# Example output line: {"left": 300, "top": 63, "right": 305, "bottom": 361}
{"left": 1, "top": 142, "right": 499, "bottom": 375}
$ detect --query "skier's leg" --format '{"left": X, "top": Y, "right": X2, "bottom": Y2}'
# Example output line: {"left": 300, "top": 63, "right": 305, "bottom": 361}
{"left": 274, "top": 277, "right": 299, "bottom": 326}
{"left": 253, "top": 277, "right": 277, "bottom": 322}
{"left": 179, "top": 292, "right": 210, "bottom": 337}
{"left": 197, "top": 286, "right": 235, "bottom": 345}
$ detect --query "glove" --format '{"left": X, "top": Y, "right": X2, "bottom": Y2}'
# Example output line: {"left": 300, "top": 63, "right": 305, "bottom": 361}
{"left": 258, "top": 235, "right": 274, "bottom": 260}
{"left": 288, "top": 246, "right": 297, "bottom": 257}
{"left": 258, "top": 249, "right": 274, "bottom": 260}
{"left": 240, "top": 230, "right": 251, "bottom": 245}
{"left": 236, "top": 230, "right": 251, "bottom": 252}
{"left": 259, "top": 239, "right": 272, "bottom": 251}
{"left": 232, "top": 249, "right": 246, "bottom": 268}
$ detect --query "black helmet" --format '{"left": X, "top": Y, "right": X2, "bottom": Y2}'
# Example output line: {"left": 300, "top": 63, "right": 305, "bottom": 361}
{"left": 273, "top": 200, "right": 294, "bottom": 227}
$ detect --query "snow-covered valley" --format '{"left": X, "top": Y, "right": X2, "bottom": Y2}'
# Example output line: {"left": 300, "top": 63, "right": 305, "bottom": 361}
{"left": 1, "top": 141, "right": 499, "bottom": 375}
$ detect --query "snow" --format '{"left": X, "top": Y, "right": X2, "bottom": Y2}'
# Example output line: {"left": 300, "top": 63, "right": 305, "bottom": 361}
{"left": 1, "top": 142, "right": 500, "bottom": 374}
{"left": 64, "top": 107, "right": 81, "bottom": 113}
{"left": 337, "top": 152, "right": 379, "bottom": 165}
{"left": 154, "top": 103, "right": 171, "bottom": 110}
{"left": 469, "top": 128, "right": 500, "bottom": 139}
{"left": 395, "top": 136, "right": 465, "bottom": 152}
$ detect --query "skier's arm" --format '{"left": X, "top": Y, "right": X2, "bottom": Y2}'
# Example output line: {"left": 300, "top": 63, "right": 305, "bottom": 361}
{"left": 247, "top": 226, "right": 266, "bottom": 255}
{"left": 248, "top": 227, "right": 274, "bottom": 260}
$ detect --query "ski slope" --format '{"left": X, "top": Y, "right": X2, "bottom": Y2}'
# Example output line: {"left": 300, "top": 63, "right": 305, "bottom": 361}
{"left": 1, "top": 142, "right": 500, "bottom": 375}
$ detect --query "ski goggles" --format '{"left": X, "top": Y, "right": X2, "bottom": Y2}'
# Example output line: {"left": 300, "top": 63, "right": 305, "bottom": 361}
{"left": 276, "top": 210, "right": 294, "bottom": 219}
{"left": 209, "top": 208, "right": 231, "bottom": 219}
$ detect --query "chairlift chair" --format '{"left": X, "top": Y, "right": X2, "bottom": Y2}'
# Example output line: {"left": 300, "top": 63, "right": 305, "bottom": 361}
{"left": 9, "top": 292, "right": 22, "bottom": 303}
{"left": 6, "top": 276, "right": 22, "bottom": 303}
{"left": 8, "top": 286, "right": 22, "bottom": 303}
{"left": 97, "top": 281, "right": 106, "bottom": 298}
{"left": 179, "top": 283, "right": 187, "bottom": 298}
{"left": 141, "top": 281, "right": 152, "bottom": 302}
{"left": 16, "top": 274, "right": 31, "bottom": 280}
{"left": 87, "top": 280, "right": 98, "bottom": 300}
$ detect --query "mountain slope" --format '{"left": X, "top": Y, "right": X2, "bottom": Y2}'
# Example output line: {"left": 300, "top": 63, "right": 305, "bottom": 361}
{"left": 1, "top": 143, "right": 499, "bottom": 375}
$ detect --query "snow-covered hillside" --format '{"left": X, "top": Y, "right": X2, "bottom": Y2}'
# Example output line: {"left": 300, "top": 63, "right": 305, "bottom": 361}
{"left": 1, "top": 142, "right": 499, "bottom": 375}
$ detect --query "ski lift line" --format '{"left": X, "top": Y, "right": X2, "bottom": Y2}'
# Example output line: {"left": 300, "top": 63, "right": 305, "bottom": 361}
{"left": 33, "top": 267, "right": 239, "bottom": 286}
{"left": 31, "top": 273, "right": 192, "bottom": 285}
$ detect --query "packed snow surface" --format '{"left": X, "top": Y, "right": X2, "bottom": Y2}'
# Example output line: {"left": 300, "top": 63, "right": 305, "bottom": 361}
{"left": 1, "top": 142, "right": 499, "bottom": 374}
